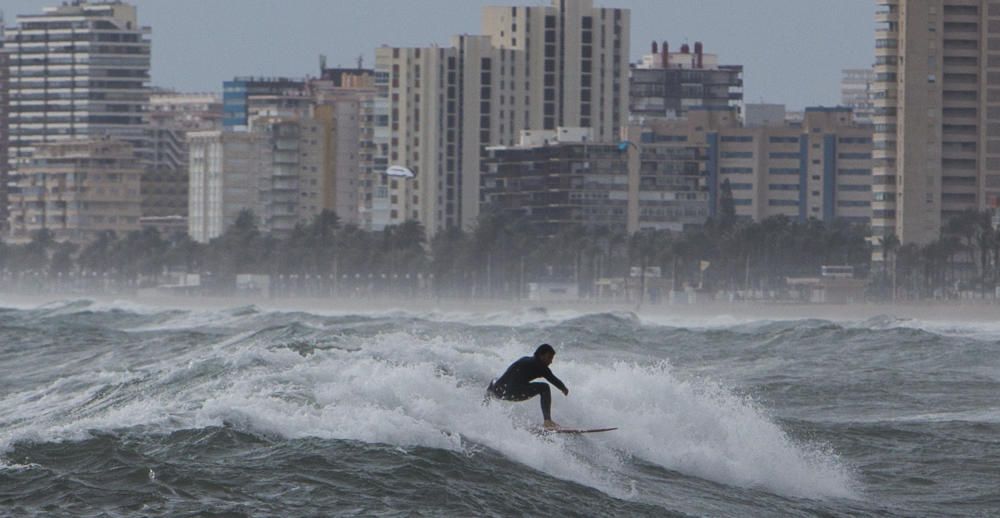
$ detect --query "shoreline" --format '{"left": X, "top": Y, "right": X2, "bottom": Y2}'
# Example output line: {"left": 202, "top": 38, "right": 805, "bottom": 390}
{"left": 3, "top": 291, "right": 1000, "bottom": 323}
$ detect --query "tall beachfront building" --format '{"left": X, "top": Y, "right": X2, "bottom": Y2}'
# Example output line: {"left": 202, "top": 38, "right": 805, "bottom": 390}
{"left": 872, "top": 0, "right": 1000, "bottom": 251}
{"left": 4, "top": 1, "right": 150, "bottom": 237}
{"left": 373, "top": 0, "right": 630, "bottom": 234}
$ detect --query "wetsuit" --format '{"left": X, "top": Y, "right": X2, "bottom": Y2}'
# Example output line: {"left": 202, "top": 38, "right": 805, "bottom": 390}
{"left": 487, "top": 356, "right": 567, "bottom": 420}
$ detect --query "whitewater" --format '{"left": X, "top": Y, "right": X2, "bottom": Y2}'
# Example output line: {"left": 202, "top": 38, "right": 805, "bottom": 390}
{"left": 2, "top": 299, "right": 999, "bottom": 516}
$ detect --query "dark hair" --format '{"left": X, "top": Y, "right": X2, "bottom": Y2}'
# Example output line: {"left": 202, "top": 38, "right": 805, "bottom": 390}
{"left": 534, "top": 343, "right": 555, "bottom": 358}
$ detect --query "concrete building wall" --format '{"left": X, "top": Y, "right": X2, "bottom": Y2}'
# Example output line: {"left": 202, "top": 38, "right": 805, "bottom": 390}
{"left": 630, "top": 41, "right": 743, "bottom": 123}
{"left": 744, "top": 103, "right": 787, "bottom": 128}
{"left": 378, "top": 0, "right": 630, "bottom": 235}
{"left": 144, "top": 92, "right": 222, "bottom": 234}
{"left": 640, "top": 106, "right": 872, "bottom": 226}
{"left": 872, "top": 0, "right": 1000, "bottom": 250}
{"left": 0, "top": 49, "right": 9, "bottom": 233}
{"left": 187, "top": 130, "right": 270, "bottom": 243}
{"left": 5, "top": 2, "right": 151, "bottom": 166}
{"left": 7, "top": 139, "right": 141, "bottom": 242}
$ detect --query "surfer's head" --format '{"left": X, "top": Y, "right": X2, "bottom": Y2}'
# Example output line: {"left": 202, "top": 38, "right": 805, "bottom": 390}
{"left": 534, "top": 343, "right": 555, "bottom": 366}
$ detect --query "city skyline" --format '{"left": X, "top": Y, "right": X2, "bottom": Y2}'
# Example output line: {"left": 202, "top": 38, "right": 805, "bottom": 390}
{"left": 2, "top": 0, "right": 875, "bottom": 110}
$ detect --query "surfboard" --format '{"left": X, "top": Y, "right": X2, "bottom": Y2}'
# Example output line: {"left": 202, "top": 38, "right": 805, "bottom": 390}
{"left": 536, "top": 427, "right": 618, "bottom": 435}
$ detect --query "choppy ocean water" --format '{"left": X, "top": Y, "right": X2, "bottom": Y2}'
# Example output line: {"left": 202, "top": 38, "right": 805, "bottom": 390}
{"left": 2, "top": 299, "right": 999, "bottom": 516}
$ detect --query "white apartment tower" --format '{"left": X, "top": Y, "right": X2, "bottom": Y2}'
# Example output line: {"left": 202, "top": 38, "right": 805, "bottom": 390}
{"left": 873, "top": 0, "right": 1000, "bottom": 248}
{"left": 374, "top": 0, "right": 629, "bottom": 233}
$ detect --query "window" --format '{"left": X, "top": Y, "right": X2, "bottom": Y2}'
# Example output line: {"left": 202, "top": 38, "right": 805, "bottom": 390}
{"left": 721, "top": 151, "right": 753, "bottom": 158}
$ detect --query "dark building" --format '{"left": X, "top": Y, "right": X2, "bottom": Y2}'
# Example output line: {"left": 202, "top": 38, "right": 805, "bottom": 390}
{"left": 629, "top": 41, "right": 743, "bottom": 122}
{"left": 482, "top": 128, "right": 630, "bottom": 236}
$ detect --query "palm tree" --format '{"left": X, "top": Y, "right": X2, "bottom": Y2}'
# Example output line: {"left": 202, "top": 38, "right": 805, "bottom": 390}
{"left": 879, "top": 233, "right": 901, "bottom": 302}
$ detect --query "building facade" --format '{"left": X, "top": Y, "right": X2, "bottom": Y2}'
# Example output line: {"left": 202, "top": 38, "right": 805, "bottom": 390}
{"left": 630, "top": 40, "right": 743, "bottom": 123}
{"left": 144, "top": 91, "right": 222, "bottom": 234}
{"left": 872, "top": 0, "right": 1000, "bottom": 249}
{"left": 7, "top": 139, "right": 141, "bottom": 242}
{"left": 5, "top": 2, "right": 151, "bottom": 165}
{"left": 187, "top": 130, "right": 270, "bottom": 243}
{"left": 4, "top": 1, "right": 150, "bottom": 238}
{"left": 0, "top": 48, "right": 9, "bottom": 233}
{"left": 841, "top": 68, "right": 875, "bottom": 124}
{"left": 483, "top": 128, "right": 630, "bottom": 235}
{"left": 222, "top": 77, "right": 305, "bottom": 131}
{"left": 377, "top": 0, "right": 630, "bottom": 235}
{"left": 707, "top": 107, "right": 873, "bottom": 224}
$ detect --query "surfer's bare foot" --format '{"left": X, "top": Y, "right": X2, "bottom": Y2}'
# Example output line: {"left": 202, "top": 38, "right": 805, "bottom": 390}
{"left": 543, "top": 419, "right": 561, "bottom": 430}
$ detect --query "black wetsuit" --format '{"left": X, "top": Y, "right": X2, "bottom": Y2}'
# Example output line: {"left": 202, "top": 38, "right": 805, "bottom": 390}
{"left": 487, "top": 356, "right": 567, "bottom": 420}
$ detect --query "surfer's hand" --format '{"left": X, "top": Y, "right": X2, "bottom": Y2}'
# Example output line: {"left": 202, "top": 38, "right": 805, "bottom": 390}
{"left": 561, "top": 388, "right": 569, "bottom": 396}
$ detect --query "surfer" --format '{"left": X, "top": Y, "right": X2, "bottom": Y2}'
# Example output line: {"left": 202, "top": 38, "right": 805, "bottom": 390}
{"left": 487, "top": 344, "right": 568, "bottom": 430}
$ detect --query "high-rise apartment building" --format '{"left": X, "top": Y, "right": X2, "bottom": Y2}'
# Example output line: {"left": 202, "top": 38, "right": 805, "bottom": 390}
{"left": 5, "top": 1, "right": 150, "bottom": 239}
{"left": 483, "top": 128, "right": 632, "bottom": 236}
{"left": 187, "top": 130, "right": 270, "bottom": 243}
{"left": 632, "top": 106, "right": 872, "bottom": 226}
{"left": 710, "top": 107, "right": 873, "bottom": 224}
{"left": 841, "top": 68, "right": 875, "bottom": 124}
{"left": 7, "top": 139, "right": 141, "bottom": 242}
{"left": 144, "top": 91, "right": 222, "bottom": 234}
{"left": 377, "top": 0, "right": 630, "bottom": 234}
{"left": 629, "top": 41, "right": 743, "bottom": 123}
{"left": 872, "top": 0, "right": 1000, "bottom": 248}
{"left": 0, "top": 48, "right": 10, "bottom": 233}
{"left": 484, "top": 108, "right": 873, "bottom": 236}
{"left": 5, "top": 1, "right": 150, "bottom": 165}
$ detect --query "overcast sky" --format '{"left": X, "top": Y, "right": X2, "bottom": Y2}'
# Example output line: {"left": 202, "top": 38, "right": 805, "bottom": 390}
{"left": 2, "top": 0, "right": 875, "bottom": 109}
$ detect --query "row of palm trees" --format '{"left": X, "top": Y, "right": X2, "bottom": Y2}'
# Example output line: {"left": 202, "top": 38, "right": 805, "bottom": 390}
{"left": 1, "top": 207, "right": 883, "bottom": 300}
{"left": 876, "top": 209, "right": 1000, "bottom": 300}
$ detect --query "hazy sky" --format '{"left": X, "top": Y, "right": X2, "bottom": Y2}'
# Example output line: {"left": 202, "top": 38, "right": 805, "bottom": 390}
{"left": 3, "top": 0, "right": 875, "bottom": 109}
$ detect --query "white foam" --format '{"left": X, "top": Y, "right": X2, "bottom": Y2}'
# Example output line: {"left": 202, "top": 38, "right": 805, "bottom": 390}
{"left": 0, "top": 321, "right": 856, "bottom": 501}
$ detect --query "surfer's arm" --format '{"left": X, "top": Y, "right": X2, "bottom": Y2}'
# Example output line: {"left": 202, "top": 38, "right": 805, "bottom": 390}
{"left": 543, "top": 369, "right": 568, "bottom": 394}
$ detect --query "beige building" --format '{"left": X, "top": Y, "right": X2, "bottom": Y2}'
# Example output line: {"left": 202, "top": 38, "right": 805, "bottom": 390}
{"left": 187, "top": 130, "right": 270, "bottom": 243}
{"left": 873, "top": 0, "right": 1000, "bottom": 250}
{"left": 376, "top": 0, "right": 630, "bottom": 234}
{"left": 188, "top": 80, "right": 372, "bottom": 241}
{"left": 7, "top": 139, "right": 141, "bottom": 242}
{"left": 635, "top": 106, "right": 873, "bottom": 225}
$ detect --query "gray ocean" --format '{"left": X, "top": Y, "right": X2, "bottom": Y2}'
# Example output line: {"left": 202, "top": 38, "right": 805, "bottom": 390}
{"left": 2, "top": 299, "right": 999, "bottom": 517}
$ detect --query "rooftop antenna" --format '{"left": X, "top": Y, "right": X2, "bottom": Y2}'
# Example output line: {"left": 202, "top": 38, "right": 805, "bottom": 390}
{"left": 357, "top": 54, "right": 363, "bottom": 69}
